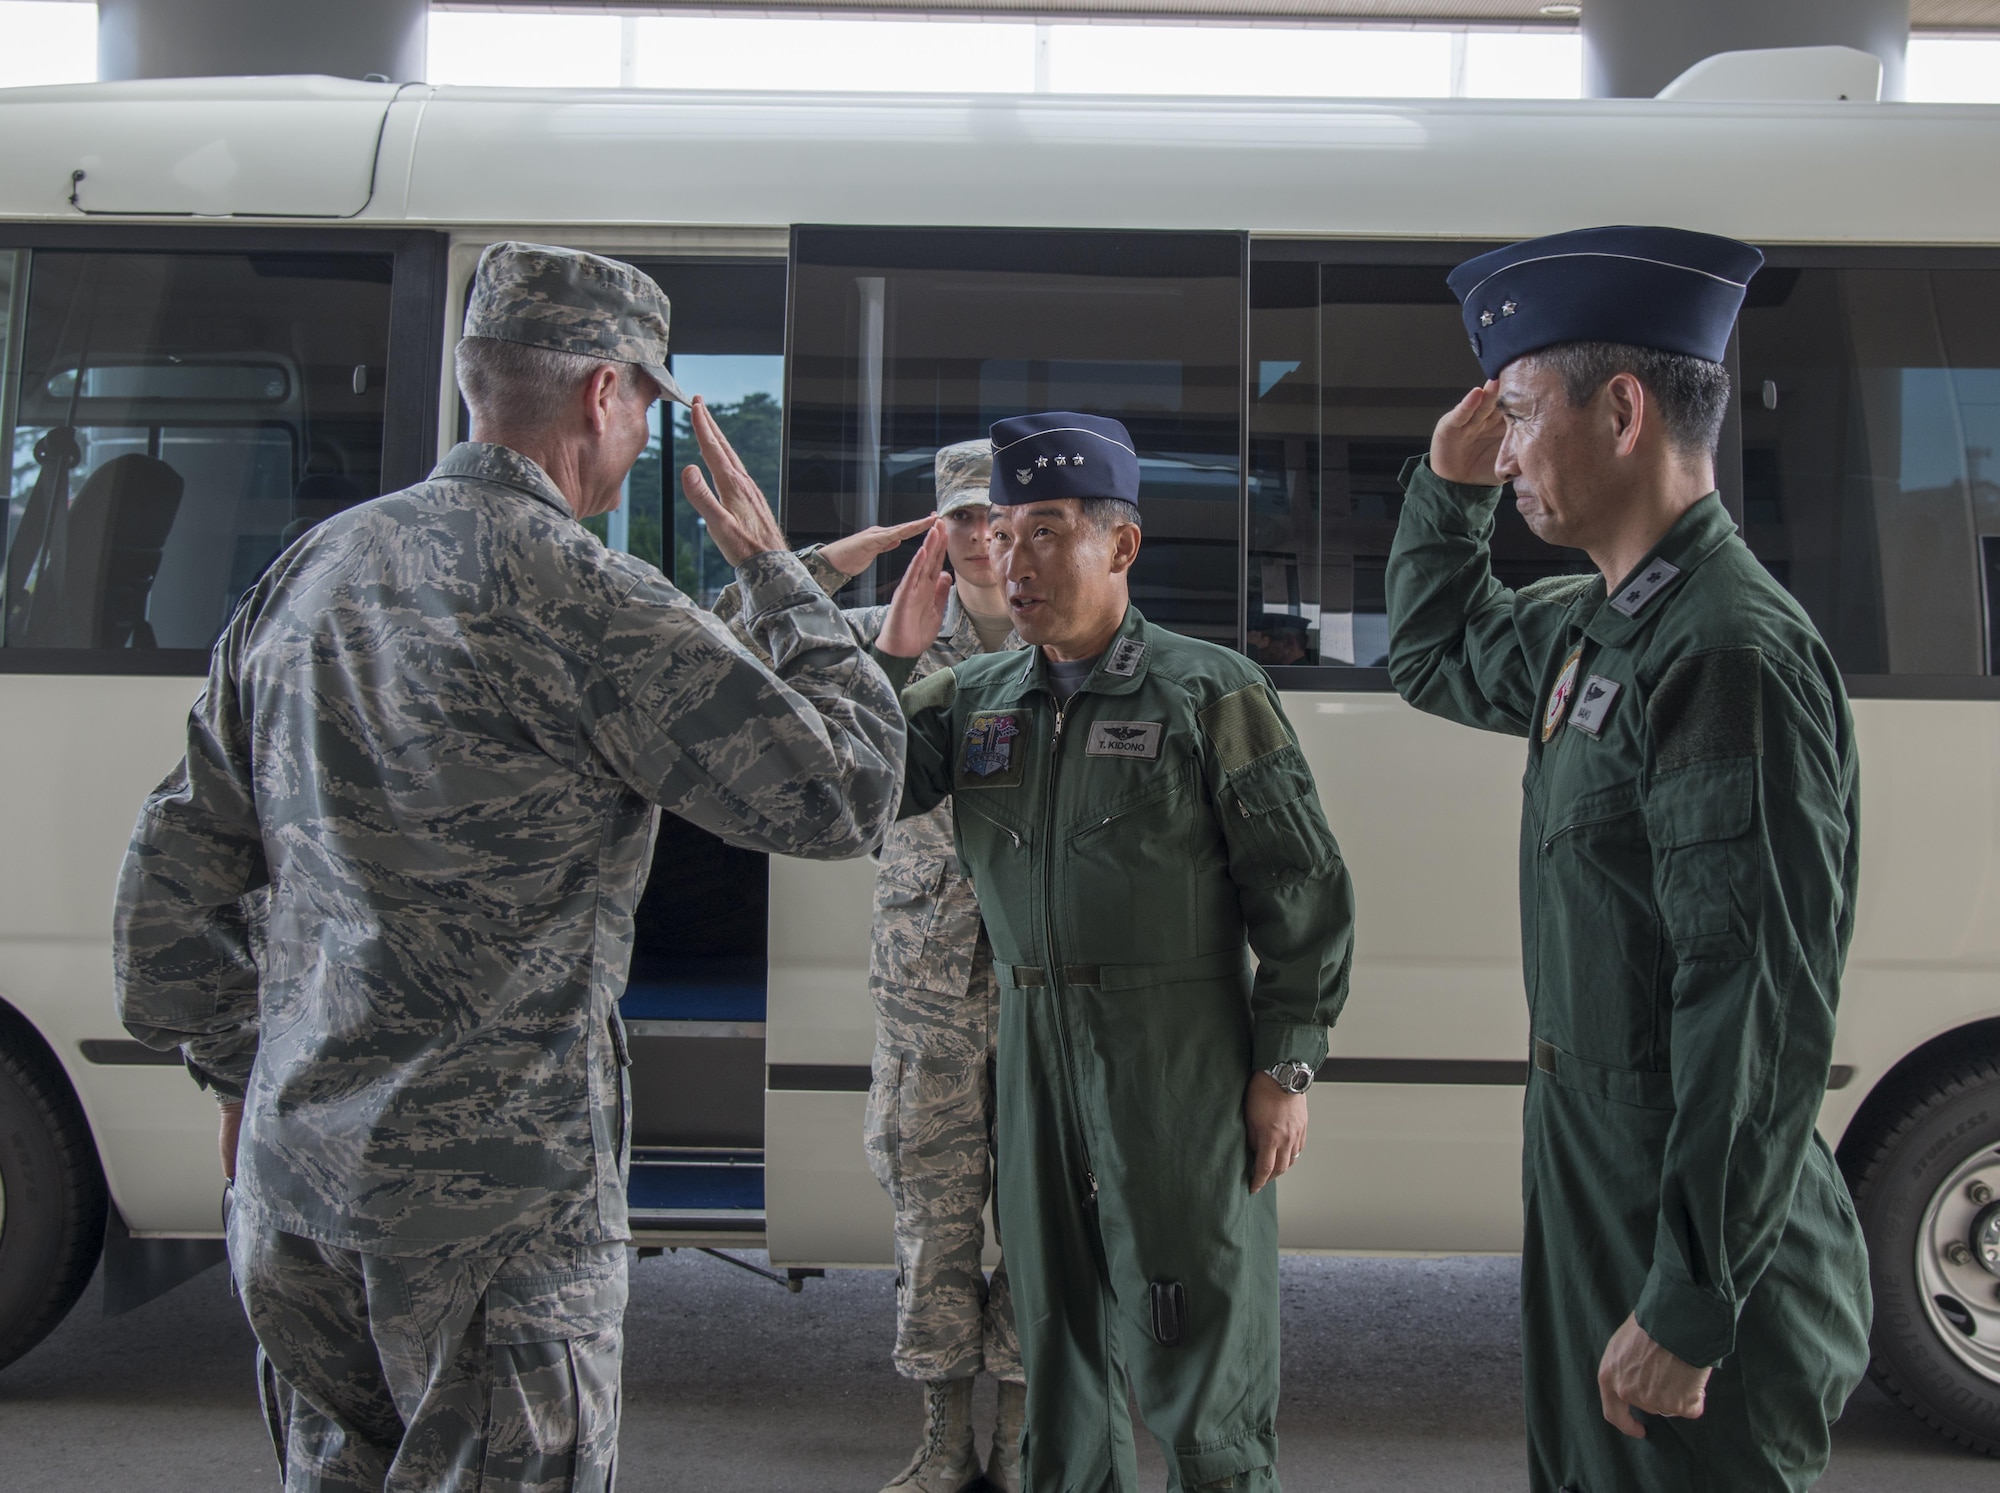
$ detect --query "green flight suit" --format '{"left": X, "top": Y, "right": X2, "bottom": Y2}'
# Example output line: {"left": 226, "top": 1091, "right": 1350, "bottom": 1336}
{"left": 888, "top": 607, "right": 1355, "bottom": 1493}
{"left": 1385, "top": 458, "right": 1870, "bottom": 1492}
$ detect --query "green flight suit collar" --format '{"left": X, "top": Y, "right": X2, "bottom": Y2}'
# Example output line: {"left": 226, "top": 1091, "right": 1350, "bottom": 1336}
{"left": 433, "top": 441, "right": 576, "bottom": 520}
{"left": 1580, "top": 492, "right": 1737, "bottom": 648}
{"left": 1009, "top": 605, "right": 1154, "bottom": 699}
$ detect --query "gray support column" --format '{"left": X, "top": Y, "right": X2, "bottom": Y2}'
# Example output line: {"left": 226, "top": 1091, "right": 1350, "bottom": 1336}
{"left": 1582, "top": 0, "right": 1911, "bottom": 101}
{"left": 97, "top": 0, "right": 428, "bottom": 84}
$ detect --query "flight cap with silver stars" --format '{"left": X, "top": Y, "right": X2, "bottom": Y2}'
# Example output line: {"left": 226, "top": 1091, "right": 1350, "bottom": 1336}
{"left": 987, "top": 411, "right": 1140, "bottom": 507}
{"left": 1447, "top": 225, "right": 1765, "bottom": 381}
{"left": 462, "top": 241, "right": 692, "bottom": 406}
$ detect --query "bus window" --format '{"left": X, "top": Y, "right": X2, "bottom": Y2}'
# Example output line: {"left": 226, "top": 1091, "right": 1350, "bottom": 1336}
{"left": 590, "top": 261, "right": 786, "bottom": 609}
{"left": 786, "top": 228, "right": 1244, "bottom": 647}
{"left": 1, "top": 250, "right": 393, "bottom": 659}
{"left": 1739, "top": 265, "right": 2000, "bottom": 681}
{"left": 1247, "top": 253, "right": 1592, "bottom": 676}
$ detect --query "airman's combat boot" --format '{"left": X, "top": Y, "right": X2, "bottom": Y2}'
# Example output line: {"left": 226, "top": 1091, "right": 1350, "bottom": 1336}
{"left": 879, "top": 1377, "right": 979, "bottom": 1493}
{"left": 984, "top": 1378, "right": 1024, "bottom": 1493}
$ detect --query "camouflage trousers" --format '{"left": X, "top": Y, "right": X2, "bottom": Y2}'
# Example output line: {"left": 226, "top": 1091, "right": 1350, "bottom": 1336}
{"left": 226, "top": 1192, "right": 626, "bottom": 1493}
{"left": 864, "top": 935, "right": 1022, "bottom": 1383}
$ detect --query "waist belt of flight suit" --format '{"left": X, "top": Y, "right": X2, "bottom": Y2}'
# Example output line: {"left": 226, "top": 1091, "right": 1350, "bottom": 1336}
{"left": 1008, "top": 949, "right": 1250, "bottom": 992}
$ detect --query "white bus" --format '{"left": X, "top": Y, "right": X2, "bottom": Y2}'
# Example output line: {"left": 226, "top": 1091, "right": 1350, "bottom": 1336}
{"left": 1, "top": 75, "right": 1997, "bottom": 1456}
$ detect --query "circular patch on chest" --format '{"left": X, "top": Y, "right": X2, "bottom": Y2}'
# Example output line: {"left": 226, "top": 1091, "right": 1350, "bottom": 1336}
{"left": 1542, "top": 644, "right": 1584, "bottom": 743}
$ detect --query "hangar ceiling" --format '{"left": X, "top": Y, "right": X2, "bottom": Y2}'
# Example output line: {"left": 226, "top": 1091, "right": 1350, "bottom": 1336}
{"left": 439, "top": 0, "right": 2000, "bottom": 27}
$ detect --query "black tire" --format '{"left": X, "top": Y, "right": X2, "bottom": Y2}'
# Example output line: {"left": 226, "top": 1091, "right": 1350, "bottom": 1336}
{"left": 1846, "top": 1055, "right": 2000, "bottom": 1456}
{"left": 0, "top": 1028, "right": 107, "bottom": 1371}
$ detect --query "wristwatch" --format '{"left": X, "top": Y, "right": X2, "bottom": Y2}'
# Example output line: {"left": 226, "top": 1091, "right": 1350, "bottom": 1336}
{"left": 1264, "top": 1059, "right": 1317, "bottom": 1095}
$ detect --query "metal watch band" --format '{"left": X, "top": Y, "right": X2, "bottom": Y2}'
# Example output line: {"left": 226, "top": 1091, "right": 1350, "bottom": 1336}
{"left": 1266, "top": 1060, "right": 1316, "bottom": 1094}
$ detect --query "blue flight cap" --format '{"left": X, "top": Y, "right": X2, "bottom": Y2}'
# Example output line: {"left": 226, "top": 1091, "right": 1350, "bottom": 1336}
{"left": 1447, "top": 226, "right": 1765, "bottom": 381}
{"left": 988, "top": 411, "right": 1140, "bottom": 507}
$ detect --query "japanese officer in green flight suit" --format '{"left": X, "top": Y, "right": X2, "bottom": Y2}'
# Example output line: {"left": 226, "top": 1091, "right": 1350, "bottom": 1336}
{"left": 1385, "top": 226, "right": 1871, "bottom": 1492}
{"left": 867, "top": 411, "right": 1357, "bottom": 1493}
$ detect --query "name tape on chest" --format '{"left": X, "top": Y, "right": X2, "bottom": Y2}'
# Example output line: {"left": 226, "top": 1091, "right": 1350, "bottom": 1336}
{"left": 1608, "top": 558, "right": 1682, "bottom": 618}
{"left": 1104, "top": 638, "right": 1147, "bottom": 677}
{"left": 1566, "top": 675, "right": 1622, "bottom": 737}
{"left": 1085, "top": 720, "right": 1163, "bottom": 760}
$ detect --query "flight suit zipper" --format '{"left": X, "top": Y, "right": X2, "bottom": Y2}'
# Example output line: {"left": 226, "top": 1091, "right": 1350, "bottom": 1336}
{"left": 1042, "top": 694, "right": 1099, "bottom": 1208}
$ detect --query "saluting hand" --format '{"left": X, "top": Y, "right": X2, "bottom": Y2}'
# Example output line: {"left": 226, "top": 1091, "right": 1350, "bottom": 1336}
{"left": 680, "top": 397, "right": 788, "bottom": 567}
{"left": 820, "top": 515, "right": 937, "bottom": 580}
{"left": 1430, "top": 379, "right": 1506, "bottom": 486}
{"left": 1598, "top": 1311, "right": 1711, "bottom": 1439}
{"left": 877, "top": 522, "right": 953, "bottom": 659}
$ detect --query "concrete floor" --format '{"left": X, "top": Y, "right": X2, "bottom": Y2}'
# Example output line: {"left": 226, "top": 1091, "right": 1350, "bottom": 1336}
{"left": 0, "top": 1250, "right": 1989, "bottom": 1492}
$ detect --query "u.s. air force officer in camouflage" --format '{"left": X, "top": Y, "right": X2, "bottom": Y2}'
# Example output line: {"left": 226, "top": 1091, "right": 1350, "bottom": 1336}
{"left": 112, "top": 242, "right": 905, "bottom": 1493}
{"left": 713, "top": 441, "right": 1028, "bottom": 1493}
{"left": 1385, "top": 227, "right": 1870, "bottom": 1491}
{"left": 870, "top": 412, "right": 1357, "bottom": 1493}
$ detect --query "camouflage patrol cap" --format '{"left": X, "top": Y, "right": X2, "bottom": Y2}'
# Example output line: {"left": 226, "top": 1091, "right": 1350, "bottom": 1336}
{"left": 463, "top": 241, "right": 691, "bottom": 407}
{"left": 934, "top": 439, "right": 993, "bottom": 516}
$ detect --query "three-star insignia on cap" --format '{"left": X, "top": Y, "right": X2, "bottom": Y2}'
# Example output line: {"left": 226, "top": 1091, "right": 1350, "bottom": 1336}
{"left": 1032, "top": 453, "right": 1086, "bottom": 467}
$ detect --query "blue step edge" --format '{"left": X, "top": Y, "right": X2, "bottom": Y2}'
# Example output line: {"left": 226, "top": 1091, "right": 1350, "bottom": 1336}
{"left": 629, "top": 1160, "right": 765, "bottom": 1212}
{"left": 619, "top": 955, "right": 767, "bottom": 1022}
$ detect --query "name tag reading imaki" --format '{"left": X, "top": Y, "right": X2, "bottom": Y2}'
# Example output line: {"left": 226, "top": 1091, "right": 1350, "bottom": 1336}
{"left": 1566, "top": 675, "right": 1622, "bottom": 737}
{"left": 1086, "top": 721, "right": 1163, "bottom": 760}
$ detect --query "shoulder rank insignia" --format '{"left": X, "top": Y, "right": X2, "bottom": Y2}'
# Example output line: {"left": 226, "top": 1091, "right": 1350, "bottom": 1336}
{"left": 1104, "top": 637, "right": 1147, "bottom": 677}
{"left": 1567, "top": 675, "right": 1622, "bottom": 737}
{"left": 1609, "top": 558, "right": 1682, "bottom": 618}
{"left": 1542, "top": 644, "right": 1584, "bottom": 742}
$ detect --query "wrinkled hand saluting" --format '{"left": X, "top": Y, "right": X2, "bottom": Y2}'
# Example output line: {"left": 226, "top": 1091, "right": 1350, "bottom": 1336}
{"left": 1598, "top": 1312, "right": 1711, "bottom": 1439}
{"left": 1430, "top": 379, "right": 1505, "bottom": 487}
{"left": 679, "top": 397, "right": 788, "bottom": 567}
{"left": 876, "top": 522, "right": 954, "bottom": 659}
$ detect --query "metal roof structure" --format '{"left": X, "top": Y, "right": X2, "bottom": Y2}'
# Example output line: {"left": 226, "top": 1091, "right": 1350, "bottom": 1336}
{"left": 433, "top": 0, "right": 2000, "bottom": 29}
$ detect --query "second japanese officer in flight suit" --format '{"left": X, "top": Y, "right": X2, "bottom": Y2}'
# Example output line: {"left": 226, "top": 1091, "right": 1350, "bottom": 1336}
{"left": 870, "top": 411, "right": 1357, "bottom": 1493}
{"left": 1386, "top": 226, "right": 1870, "bottom": 1492}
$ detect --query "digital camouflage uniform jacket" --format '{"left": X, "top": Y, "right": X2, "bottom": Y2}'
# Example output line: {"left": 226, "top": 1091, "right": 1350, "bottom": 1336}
{"left": 113, "top": 443, "right": 905, "bottom": 1259}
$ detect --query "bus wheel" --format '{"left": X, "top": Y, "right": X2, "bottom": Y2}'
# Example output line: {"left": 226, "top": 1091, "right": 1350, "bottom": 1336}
{"left": 1848, "top": 1054, "right": 2000, "bottom": 1455}
{"left": 0, "top": 1030, "right": 107, "bottom": 1371}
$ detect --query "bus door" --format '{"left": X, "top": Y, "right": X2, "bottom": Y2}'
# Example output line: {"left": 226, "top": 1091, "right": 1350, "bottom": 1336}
{"left": 765, "top": 226, "right": 1247, "bottom": 1265}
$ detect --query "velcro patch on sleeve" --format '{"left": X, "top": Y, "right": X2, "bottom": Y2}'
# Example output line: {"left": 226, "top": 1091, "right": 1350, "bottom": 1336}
{"left": 901, "top": 666, "right": 957, "bottom": 716}
{"left": 1199, "top": 683, "right": 1292, "bottom": 774}
{"left": 1649, "top": 647, "right": 1763, "bottom": 772}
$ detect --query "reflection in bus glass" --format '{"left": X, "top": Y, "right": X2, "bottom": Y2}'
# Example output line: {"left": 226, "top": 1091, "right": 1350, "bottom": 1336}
{"left": 1, "top": 251, "right": 393, "bottom": 654}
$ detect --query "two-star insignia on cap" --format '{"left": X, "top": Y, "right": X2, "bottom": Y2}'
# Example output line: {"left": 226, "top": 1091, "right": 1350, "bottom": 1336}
{"left": 1477, "top": 300, "right": 1521, "bottom": 329}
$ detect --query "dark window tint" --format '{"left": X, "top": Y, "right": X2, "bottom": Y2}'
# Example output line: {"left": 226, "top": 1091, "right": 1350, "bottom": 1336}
{"left": 1248, "top": 255, "right": 1587, "bottom": 671}
{"left": 1, "top": 250, "right": 393, "bottom": 653}
{"left": 1739, "top": 266, "right": 2000, "bottom": 677}
{"left": 787, "top": 228, "right": 1243, "bottom": 646}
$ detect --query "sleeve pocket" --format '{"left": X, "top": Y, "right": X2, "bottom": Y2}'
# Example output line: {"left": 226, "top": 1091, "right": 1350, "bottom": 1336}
{"left": 1223, "top": 747, "right": 1337, "bottom": 888}
{"left": 1645, "top": 757, "right": 1756, "bottom": 961}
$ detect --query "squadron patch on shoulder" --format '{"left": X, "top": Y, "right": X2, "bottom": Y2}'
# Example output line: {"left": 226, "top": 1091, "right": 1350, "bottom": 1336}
{"left": 1566, "top": 675, "right": 1622, "bottom": 737}
{"left": 1104, "top": 638, "right": 1147, "bottom": 677}
{"left": 1609, "top": 558, "right": 1682, "bottom": 618}
{"left": 1542, "top": 644, "right": 1585, "bottom": 743}
{"left": 1085, "top": 721, "right": 1163, "bottom": 760}
{"left": 958, "top": 711, "right": 1026, "bottom": 789}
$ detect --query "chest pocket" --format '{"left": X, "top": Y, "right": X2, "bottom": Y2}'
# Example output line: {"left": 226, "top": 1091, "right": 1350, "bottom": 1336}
{"left": 1644, "top": 757, "right": 1757, "bottom": 962}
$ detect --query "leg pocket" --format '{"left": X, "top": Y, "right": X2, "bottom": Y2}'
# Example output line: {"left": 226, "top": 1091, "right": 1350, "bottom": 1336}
{"left": 480, "top": 1247, "right": 628, "bottom": 1493}
{"left": 864, "top": 1053, "right": 905, "bottom": 1199}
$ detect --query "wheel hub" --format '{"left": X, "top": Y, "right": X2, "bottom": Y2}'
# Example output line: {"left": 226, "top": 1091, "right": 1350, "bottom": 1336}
{"left": 1918, "top": 1147, "right": 2000, "bottom": 1384}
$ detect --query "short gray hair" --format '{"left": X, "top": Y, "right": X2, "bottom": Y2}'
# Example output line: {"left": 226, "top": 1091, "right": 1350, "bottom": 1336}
{"left": 1080, "top": 497, "right": 1142, "bottom": 533}
{"left": 455, "top": 335, "right": 631, "bottom": 433}
{"left": 1522, "top": 341, "right": 1731, "bottom": 457}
